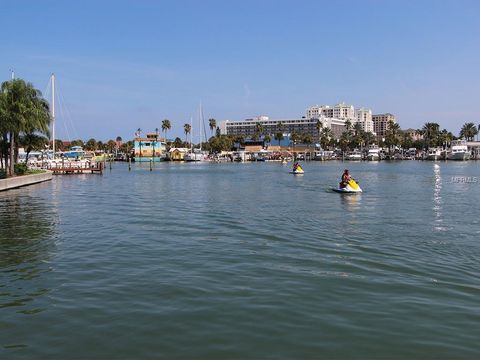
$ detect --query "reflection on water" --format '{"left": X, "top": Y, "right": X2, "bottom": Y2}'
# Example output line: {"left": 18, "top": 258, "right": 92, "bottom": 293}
{"left": 433, "top": 163, "right": 445, "bottom": 231}
{"left": 0, "top": 191, "right": 56, "bottom": 315}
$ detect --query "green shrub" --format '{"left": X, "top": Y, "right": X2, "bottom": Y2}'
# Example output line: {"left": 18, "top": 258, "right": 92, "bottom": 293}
{"left": 14, "top": 163, "right": 28, "bottom": 175}
{"left": 0, "top": 169, "right": 6, "bottom": 179}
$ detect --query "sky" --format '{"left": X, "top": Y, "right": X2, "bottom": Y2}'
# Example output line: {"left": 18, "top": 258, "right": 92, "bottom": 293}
{"left": 1, "top": 0, "right": 479, "bottom": 141}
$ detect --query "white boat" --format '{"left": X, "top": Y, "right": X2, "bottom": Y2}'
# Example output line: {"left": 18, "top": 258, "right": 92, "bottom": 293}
{"left": 426, "top": 148, "right": 442, "bottom": 161}
{"left": 367, "top": 146, "right": 380, "bottom": 161}
{"left": 347, "top": 150, "right": 362, "bottom": 161}
{"left": 184, "top": 149, "right": 209, "bottom": 162}
{"left": 448, "top": 140, "right": 471, "bottom": 160}
{"left": 63, "top": 145, "right": 86, "bottom": 159}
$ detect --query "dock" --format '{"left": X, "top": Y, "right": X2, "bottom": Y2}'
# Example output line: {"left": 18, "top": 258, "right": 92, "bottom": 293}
{"left": 46, "top": 161, "right": 104, "bottom": 175}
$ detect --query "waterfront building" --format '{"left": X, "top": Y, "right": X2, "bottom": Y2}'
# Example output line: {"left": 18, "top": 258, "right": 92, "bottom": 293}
{"left": 306, "top": 105, "right": 334, "bottom": 119}
{"left": 306, "top": 103, "right": 356, "bottom": 122}
{"left": 372, "top": 113, "right": 396, "bottom": 137}
{"left": 168, "top": 147, "right": 189, "bottom": 161}
{"left": 223, "top": 116, "right": 346, "bottom": 141}
{"left": 134, "top": 133, "right": 166, "bottom": 162}
{"left": 356, "top": 108, "right": 375, "bottom": 133}
{"left": 333, "top": 102, "right": 356, "bottom": 121}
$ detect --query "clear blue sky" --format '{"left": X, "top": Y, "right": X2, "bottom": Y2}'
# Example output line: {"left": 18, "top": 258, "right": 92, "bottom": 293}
{"left": 1, "top": 0, "right": 479, "bottom": 141}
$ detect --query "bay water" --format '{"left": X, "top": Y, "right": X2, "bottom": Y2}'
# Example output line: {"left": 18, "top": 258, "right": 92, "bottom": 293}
{"left": 1, "top": 161, "right": 479, "bottom": 359}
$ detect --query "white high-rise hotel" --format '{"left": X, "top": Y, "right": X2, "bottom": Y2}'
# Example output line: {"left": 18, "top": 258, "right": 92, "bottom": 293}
{"left": 306, "top": 102, "right": 375, "bottom": 134}
{"left": 221, "top": 102, "right": 395, "bottom": 141}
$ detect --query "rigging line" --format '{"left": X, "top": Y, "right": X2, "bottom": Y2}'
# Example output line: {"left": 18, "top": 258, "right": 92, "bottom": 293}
{"left": 57, "top": 81, "right": 79, "bottom": 140}
{"left": 43, "top": 79, "right": 51, "bottom": 101}
{"left": 57, "top": 86, "right": 72, "bottom": 142}
{"left": 59, "top": 92, "right": 71, "bottom": 142}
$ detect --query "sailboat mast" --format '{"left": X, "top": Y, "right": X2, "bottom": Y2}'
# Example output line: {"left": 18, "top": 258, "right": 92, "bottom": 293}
{"left": 51, "top": 73, "right": 56, "bottom": 156}
{"left": 190, "top": 116, "right": 193, "bottom": 152}
{"left": 199, "top": 102, "right": 202, "bottom": 151}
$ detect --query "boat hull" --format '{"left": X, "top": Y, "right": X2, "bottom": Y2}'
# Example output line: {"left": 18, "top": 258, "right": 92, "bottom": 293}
{"left": 448, "top": 152, "right": 471, "bottom": 161}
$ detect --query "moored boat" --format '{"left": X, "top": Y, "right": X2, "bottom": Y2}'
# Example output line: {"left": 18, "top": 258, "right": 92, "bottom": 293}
{"left": 426, "top": 148, "right": 442, "bottom": 161}
{"left": 448, "top": 140, "right": 471, "bottom": 160}
{"left": 367, "top": 146, "right": 380, "bottom": 161}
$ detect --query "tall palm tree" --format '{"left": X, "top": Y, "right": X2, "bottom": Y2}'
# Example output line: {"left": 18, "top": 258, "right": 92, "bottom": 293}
{"left": 208, "top": 118, "right": 216, "bottom": 137}
{"left": 161, "top": 119, "right": 171, "bottom": 142}
{"left": 152, "top": 128, "right": 159, "bottom": 158}
{"left": 459, "top": 122, "right": 478, "bottom": 141}
{"left": 184, "top": 123, "right": 191, "bottom": 144}
{"left": 277, "top": 121, "right": 284, "bottom": 133}
{"left": 316, "top": 119, "right": 323, "bottom": 142}
{"left": 255, "top": 122, "right": 264, "bottom": 140}
{"left": 0, "top": 78, "right": 51, "bottom": 176}
{"left": 274, "top": 132, "right": 284, "bottom": 147}
{"left": 385, "top": 120, "right": 401, "bottom": 154}
{"left": 136, "top": 128, "right": 142, "bottom": 159}
{"left": 320, "top": 127, "right": 333, "bottom": 150}
{"left": 344, "top": 119, "right": 352, "bottom": 133}
{"left": 421, "top": 122, "right": 440, "bottom": 149}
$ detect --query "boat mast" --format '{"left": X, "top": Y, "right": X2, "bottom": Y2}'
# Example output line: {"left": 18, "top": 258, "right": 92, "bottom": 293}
{"left": 199, "top": 102, "right": 202, "bottom": 151}
{"left": 190, "top": 116, "right": 193, "bottom": 153}
{"left": 51, "top": 73, "right": 56, "bottom": 156}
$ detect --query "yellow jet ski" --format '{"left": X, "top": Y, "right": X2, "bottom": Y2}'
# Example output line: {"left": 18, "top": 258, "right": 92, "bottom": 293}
{"left": 290, "top": 164, "right": 305, "bottom": 174}
{"left": 332, "top": 179, "right": 362, "bottom": 193}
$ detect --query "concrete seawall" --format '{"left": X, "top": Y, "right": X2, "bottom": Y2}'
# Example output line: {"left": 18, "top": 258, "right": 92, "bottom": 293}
{"left": 0, "top": 171, "right": 53, "bottom": 192}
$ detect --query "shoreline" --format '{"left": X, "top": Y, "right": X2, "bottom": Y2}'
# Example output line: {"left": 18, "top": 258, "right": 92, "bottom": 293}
{"left": 0, "top": 171, "right": 53, "bottom": 192}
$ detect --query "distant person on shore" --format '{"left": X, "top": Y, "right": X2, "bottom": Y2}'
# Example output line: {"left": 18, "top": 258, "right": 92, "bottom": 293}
{"left": 340, "top": 169, "right": 352, "bottom": 188}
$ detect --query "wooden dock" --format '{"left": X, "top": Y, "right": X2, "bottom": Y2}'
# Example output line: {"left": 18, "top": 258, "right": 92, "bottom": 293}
{"left": 46, "top": 162, "right": 104, "bottom": 175}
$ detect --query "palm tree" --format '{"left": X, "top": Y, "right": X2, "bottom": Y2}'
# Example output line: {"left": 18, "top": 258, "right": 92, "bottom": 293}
{"left": 151, "top": 128, "right": 159, "bottom": 158}
{"left": 316, "top": 119, "right": 323, "bottom": 142}
{"left": 421, "top": 122, "right": 440, "bottom": 149}
{"left": 208, "top": 118, "right": 216, "bottom": 137}
{"left": 274, "top": 132, "right": 284, "bottom": 147}
{"left": 255, "top": 122, "right": 264, "bottom": 139}
{"left": 344, "top": 119, "right": 352, "bottom": 133}
{"left": 385, "top": 120, "right": 401, "bottom": 154}
{"left": 459, "top": 122, "right": 478, "bottom": 141}
{"left": 320, "top": 127, "right": 333, "bottom": 150}
{"left": 161, "top": 119, "right": 171, "bottom": 142}
{"left": 136, "top": 128, "right": 142, "bottom": 159}
{"left": 184, "top": 123, "right": 191, "bottom": 144}
{"left": 0, "top": 78, "right": 51, "bottom": 176}
{"left": 263, "top": 134, "right": 271, "bottom": 147}
{"left": 277, "top": 121, "right": 284, "bottom": 133}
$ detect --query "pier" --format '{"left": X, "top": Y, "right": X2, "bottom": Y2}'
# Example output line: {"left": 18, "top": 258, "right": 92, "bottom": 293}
{"left": 46, "top": 161, "right": 104, "bottom": 175}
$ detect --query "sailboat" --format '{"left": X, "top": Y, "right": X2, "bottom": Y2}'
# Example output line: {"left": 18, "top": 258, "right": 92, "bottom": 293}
{"left": 184, "top": 103, "right": 209, "bottom": 162}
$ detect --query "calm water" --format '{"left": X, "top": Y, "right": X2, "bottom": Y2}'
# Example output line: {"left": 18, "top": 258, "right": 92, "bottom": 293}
{"left": 1, "top": 161, "right": 479, "bottom": 359}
